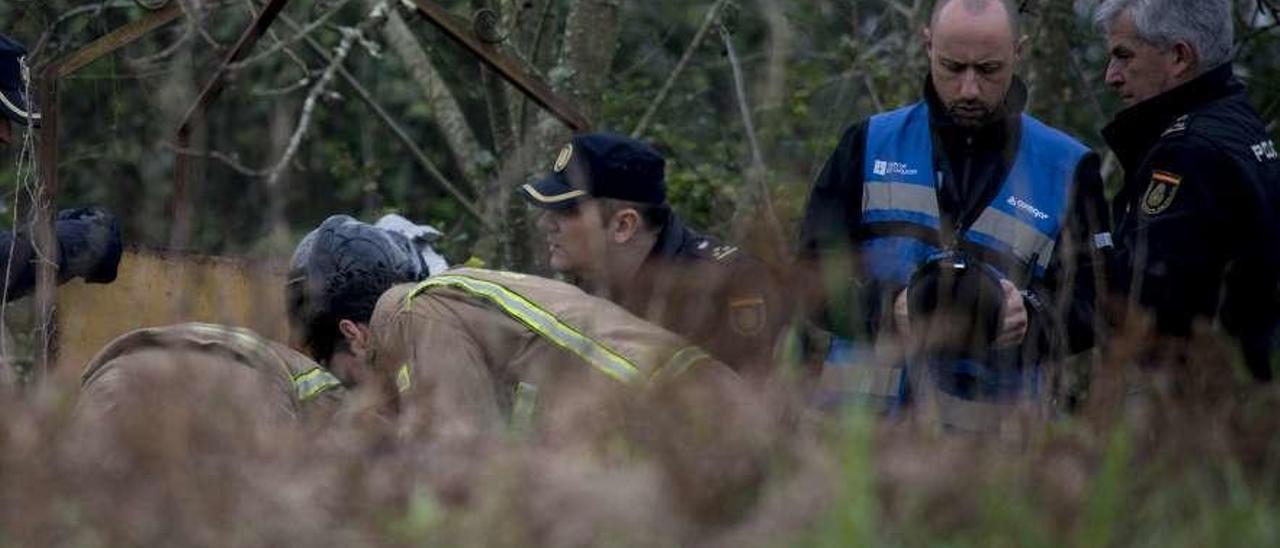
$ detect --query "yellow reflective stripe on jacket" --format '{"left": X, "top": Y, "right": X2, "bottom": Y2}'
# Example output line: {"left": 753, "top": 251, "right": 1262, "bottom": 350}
{"left": 395, "top": 363, "right": 412, "bottom": 393}
{"left": 650, "top": 346, "right": 712, "bottom": 385}
{"left": 511, "top": 381, "right": 539, "bottom": 432}
{"left": 407, "top": 275, "right": 642, "bottom": 384}
{"left": 293, "top": 367, "right": 343, "bottom": 401}
{"left": 182, "top": 323, "right": 342, "bottom": 402}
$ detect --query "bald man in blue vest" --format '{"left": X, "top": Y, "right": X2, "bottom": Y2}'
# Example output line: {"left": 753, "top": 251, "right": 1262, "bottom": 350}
{"left": 798, "top": 0, "right": 1111, "bottom": 429}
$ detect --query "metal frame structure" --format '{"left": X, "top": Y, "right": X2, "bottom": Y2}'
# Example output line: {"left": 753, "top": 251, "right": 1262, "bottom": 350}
{"left": 29, "top": 0, "right": 590, "bottom": 376}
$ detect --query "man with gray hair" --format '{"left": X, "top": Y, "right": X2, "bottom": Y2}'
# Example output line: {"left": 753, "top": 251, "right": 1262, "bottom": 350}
{"left": 1098, "top": 0, "right": 1280, "bottom": 381}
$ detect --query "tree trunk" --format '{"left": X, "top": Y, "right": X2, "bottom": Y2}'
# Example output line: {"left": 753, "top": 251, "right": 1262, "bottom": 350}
{"left": 478, "top": 0, "right": 621, "bottom": 271}
{"left": 266, "top": 97, "right": 295, "bottom": 251}
{"left": 376, "top": 1, "right": 492, "bottom": 188}
{"left": 516, "top": 0, "right": 621, "bottom": 269}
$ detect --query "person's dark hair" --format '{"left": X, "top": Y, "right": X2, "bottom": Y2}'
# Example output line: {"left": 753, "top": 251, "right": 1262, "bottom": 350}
{"left": 930, "top": 0, "right": 1022, "bottom": 38}
{"left": 597, "top": 198, "right": 672, "bottom": 233}
{"left": 287, "top": 215, "right": 426, "bottom": 364}
{"left": 287, "top": 276, "right": 351, "bottom": 364}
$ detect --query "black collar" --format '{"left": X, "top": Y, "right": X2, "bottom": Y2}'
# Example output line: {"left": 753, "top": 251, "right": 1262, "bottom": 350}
{"left": 1102, "top": 63, "right": 1241, "bottom": 172}
{"left": 651, "top": 214, "right": 688, "bottom": 258}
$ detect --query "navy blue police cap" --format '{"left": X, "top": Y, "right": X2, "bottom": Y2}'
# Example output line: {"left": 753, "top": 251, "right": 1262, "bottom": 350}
{"left": 520, "top": 132, "right": 665, "bottom": 210}
{"left": 0, "top": 34, "right": 40, "bottom": 127}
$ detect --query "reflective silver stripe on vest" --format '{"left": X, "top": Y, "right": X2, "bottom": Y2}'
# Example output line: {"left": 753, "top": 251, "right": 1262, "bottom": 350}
{"left": 865, "top": 182, "right": 1056, "bottom": 271}
{"left": 862, "top": 182, "right": 940, "bottom": 217}
{"left": 293, "top": 367, "right": 344, "bottom": 401}
{"left": 968, "top": 208, "right": 1056, "bottom": 271}
{"left": 845, "top": 365, "right": 905, "bottom": 399}
{"left": 408, "top": 275, "right": 643, "bottom": 384}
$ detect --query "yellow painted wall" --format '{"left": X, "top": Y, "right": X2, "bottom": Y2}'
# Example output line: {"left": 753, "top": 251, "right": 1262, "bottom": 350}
{"left": 56, "top": 250, "right": 290, "bottom": 374}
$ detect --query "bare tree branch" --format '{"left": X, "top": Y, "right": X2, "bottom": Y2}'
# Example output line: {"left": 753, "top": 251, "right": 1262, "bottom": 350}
{"left": 177, "top": 0, "right": 226, "bottom": 51}
{"left": 720, "top": 23, "right": 785, "bottom": 259}
{"left": 263, "top": 6, "right": 390, "bottom": 198}
{"left": 719, "top": 24, "right": 764, "bottom": 170}
{"left": 230, "top": 0, "right": 352, "bottom": 70}
{"left": 630, "top": 0, "right": 729, "bottom": 139}
{"left": 160, "top": 143, "right": 270, "bottom": 176}
{"left": 377, "top": 0, "right": 490, "bottom": 189}
{"left": 251, "top": 75, "right": 314, "bottom": 96}
{"left": 32, "top": 0, "right": 139, "bottom": 59}
{"left": 280, "top": 13, "right": 498, "bottom": 232}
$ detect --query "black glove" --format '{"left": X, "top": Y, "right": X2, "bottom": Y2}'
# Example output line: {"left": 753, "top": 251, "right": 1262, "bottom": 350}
{"left": 56, "top": 207, "right": 122, "bottom": 284}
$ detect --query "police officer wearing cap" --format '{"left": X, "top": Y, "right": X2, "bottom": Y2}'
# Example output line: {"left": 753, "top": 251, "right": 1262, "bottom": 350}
{"left": 1097, "top": 0, "right": 1280, "bottom": 382}
{"left": 798, "top": 0, "right": 1111, "bottom": 426}
{"left": 0, "top": 32, "right": 40, "bottom": 145}
{"left": 521, "top": 132, "right": 786, "bottom": 377}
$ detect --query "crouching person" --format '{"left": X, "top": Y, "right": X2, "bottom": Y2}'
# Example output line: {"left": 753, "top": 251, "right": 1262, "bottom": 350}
{"left": 77, "top": 322, "right": 345, "bottom": 427}
{"left": 288, "top": 215, "right": 774, "bottom": 524}
{"left": 287, "top": 215, "right": 743, "bottom": 437}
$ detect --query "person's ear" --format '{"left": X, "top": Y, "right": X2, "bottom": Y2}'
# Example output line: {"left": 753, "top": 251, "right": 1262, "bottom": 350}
{"left": 609, "top": 208, "right": 642, "bottom": 245}
{"left": 337, "top": 319, "right": 371, "bottom": 357}
{"left": 922, "top": 27, "right": 933, "bottom": 56}
{"left": 1170, "top": 41, "right": 1198, "bottom": 79}
{"left": 1015, "top": 34, "right": 1029, "bottom": 63}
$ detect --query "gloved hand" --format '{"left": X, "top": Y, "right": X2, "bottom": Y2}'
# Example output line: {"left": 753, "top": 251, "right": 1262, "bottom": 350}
{"left": 56, "top": 207, "right": 122, "bottom": 284}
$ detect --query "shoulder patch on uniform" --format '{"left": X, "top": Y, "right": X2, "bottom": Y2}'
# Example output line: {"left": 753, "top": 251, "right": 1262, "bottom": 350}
{"left": 729, "top": 296, "right": 766, "bottom": 336}
{"left": 686, "top": 238, "right": 737, "bottom": 261}
{"left": 1161, "top": 115, "right": 1189, "bottom": 138}
{"left": 712, "top": 245, "right": 739, "bottom": 261}
{"left": 1141, "top": 170, "right": 1182, "bottom": 216}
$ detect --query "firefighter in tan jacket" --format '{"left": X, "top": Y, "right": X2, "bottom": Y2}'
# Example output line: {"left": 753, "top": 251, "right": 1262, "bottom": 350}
{"left": 77, "top": 322, "right": 345, "bottom": 423}
{"left": 287, "top": 215, "right": 743, "bottom": 439}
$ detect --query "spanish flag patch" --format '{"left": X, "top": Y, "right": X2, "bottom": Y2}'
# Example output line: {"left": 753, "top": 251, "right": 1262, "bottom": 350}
{"left": 1141, "top": 169, "right": 1182, "bottom": 215}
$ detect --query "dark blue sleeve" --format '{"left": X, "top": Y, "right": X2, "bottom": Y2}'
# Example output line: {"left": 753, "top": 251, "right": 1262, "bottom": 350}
{"left": 798, "top": 122, "right": 867, "bottom": 258}
{"left": 0, "top": 207, "right": 122, "bottom": 302}
{"left": 797, "top": 122, "right": 874, "bottom": 336}
{"left": 1036, "top": 152, "right": 1111, "bottom": 354}
{"left": 0, "top": 228, "right": 38, "bottom": 301}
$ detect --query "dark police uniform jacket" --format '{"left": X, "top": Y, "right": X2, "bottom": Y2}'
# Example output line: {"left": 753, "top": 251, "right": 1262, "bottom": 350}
{"left": 799, "top": 78, "right": 1111, "bottom": 355}
{"left": 614, "top": 215, "right": 787, "bottom": 377}
{"left": 1102, "top": 63, "right": 1280, "bottom": 382}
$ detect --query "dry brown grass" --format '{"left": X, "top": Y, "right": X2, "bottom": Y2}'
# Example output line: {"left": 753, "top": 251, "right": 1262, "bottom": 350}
{"left": 0, "top": 319, "right": 1275, "bottom": 547}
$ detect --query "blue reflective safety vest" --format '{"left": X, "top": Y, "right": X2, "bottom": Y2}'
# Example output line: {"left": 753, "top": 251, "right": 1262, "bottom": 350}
{"left": 822, "top": 101, "right": 1089, "bottom": 426}
{"left": 860, "top": 101, "right": 1087, "bottom": 286}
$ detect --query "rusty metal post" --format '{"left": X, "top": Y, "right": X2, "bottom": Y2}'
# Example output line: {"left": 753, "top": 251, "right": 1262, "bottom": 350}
{"left": 31, "top": 73, "right": 61, "bottom": 379}
{"left": 406, "top": 0, "right": 592, "bottom": 132}
{"left": 22, "top": 2, "right": 193, "bottom": 375}
{"left": 172, "top": 0, "right": 295, "bottom": 249}
{"left": 54, "top": 3, "right": 184, "bottom": 78}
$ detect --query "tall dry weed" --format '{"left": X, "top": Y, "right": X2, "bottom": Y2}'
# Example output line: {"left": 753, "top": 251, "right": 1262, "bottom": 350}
{"left": 0, "top": 320, "right": 1274, "bottom": 546}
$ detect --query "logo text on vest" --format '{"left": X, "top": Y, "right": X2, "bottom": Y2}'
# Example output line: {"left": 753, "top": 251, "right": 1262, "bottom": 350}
{"left": 1007, "top": 196, "right": 1050, "bottom": 220}
{"left": 872, "top": 160, "right": 919, "bottom": 177}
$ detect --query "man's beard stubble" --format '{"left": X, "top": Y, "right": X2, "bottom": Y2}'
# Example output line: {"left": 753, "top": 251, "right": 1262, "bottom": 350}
{"left": 945, "top": 100, "right": 1001, "bottom": 128}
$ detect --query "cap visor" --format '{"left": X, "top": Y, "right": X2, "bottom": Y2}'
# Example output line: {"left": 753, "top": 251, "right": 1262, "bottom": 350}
{"left": 0, "top": 88, "right": 40, "bottom": 126}
{"left": 519, "top": 174, "right": 586, "bottom": 210}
